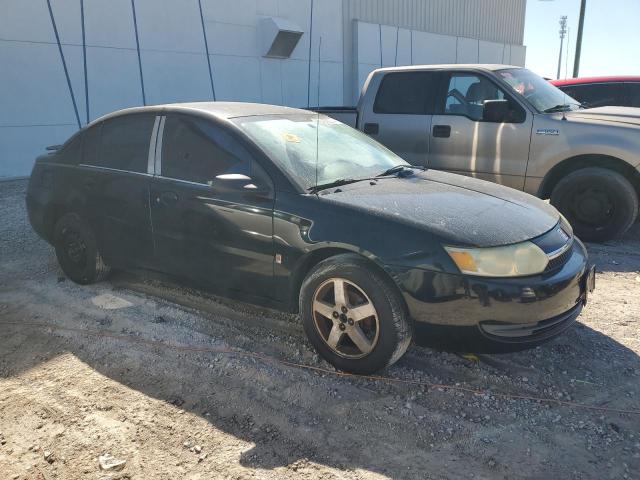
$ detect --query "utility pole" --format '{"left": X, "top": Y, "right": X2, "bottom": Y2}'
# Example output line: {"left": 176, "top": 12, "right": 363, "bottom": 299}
{"left": 557, "top": 16, "right": 568, "bottom": 80}
{"left": 573, "top": 0, "right": 587, "bottom": 77}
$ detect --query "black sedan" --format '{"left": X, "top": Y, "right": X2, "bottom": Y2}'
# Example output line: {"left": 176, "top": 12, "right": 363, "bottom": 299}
{"left": 26, "top": 102, "right": 595, "bottom": 374}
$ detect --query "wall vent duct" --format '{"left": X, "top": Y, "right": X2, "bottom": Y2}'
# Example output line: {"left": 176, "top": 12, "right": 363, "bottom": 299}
{"left": 260, "top": 17, "right": 304, "bottom": 59}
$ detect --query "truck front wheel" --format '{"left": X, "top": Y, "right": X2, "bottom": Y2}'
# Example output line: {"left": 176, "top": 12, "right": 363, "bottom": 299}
{"left": 550, "top": 167, "right": 638, "bottom": 242}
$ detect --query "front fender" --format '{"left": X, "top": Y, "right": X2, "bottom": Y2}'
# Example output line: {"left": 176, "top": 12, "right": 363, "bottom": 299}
{"left": 528, "top": 114, "right": 640, "bottom": 180}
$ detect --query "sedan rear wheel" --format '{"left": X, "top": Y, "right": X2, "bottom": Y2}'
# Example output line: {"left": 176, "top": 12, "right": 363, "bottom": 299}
{"left": 53, "top": 213, "right": 111, "bottom": 285}
{"left": 300, "top": 254, "right": 412, "bottom": 374}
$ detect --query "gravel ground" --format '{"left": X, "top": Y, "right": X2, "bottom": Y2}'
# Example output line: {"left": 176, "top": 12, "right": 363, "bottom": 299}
{"left": 1, "top": 178, "right": 639, "bottom": 480}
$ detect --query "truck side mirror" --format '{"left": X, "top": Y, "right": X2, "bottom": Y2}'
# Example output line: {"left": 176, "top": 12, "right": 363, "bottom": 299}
{"left": 482, "top": 99, "right": 510, "bottom": 123}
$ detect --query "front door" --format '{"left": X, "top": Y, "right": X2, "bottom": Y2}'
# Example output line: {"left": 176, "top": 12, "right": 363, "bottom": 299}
{"left": 149, "top": 114, "right": 275, "bottom": 299}
{"left": 428, "top": 72, "right": 533, "bottom": 190}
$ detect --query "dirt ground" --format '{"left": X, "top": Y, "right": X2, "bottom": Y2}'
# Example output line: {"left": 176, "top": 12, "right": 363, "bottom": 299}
{"left": 1, "top": 178, "right": 639, "bottom": 480}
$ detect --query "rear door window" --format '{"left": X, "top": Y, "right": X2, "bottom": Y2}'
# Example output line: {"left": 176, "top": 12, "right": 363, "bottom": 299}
{"left": 160, "top": 114, "right": 251, "bottom": 184}
{"left": 626, "top": 83, "right": 640, "bottom": 107}
{"left": 373, "top": 72, "right": 438, "bottom": 114}
{"left": 564, "top": 83, "right": 627, "bottom": 108}
{"left": 86, "top": 114, "right": 156, "bottom": 173}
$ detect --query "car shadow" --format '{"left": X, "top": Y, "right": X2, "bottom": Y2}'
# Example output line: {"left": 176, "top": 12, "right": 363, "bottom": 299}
{"left": 585, "top": 222, "right": 640, "bottom": 273}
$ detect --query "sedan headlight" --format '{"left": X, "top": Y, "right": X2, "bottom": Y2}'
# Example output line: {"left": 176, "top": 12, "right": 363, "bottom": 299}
{"left": 445, "top": 241, "right": 549, "bottom": 277}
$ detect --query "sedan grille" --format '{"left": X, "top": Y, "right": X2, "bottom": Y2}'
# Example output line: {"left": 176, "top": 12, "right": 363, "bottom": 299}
{"left": 545, "top": 244, "right": 573, "bottom": 272}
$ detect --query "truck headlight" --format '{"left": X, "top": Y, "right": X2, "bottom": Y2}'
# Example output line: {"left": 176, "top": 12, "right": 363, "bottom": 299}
{"left": 445, "top": 241, "right": 549, "bottom": 277}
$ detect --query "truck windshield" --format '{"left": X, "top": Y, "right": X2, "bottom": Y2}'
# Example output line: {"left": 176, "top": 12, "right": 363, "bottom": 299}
{"left": 496, "top": 68, "right": 582, "bottom": 113}
{"left": 234, "top": 114, "right": 408, "bottom": 191}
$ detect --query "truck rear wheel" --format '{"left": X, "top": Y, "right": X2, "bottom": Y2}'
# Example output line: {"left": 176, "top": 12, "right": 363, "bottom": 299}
{"left": 550, "top": 167, "right": 638, "bottom": 242}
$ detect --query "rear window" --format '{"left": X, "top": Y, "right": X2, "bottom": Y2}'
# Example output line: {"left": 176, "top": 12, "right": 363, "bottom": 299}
{"left": 57, "top": 135, "right": 82, "bottom": 165}
{"left": 84, "top": 114, "right": 155, "bottom": 173}
{"left": 373, "top": 72, "right": 438, "bottom": 115}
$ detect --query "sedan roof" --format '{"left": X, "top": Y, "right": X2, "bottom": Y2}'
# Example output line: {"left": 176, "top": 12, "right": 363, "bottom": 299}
{"left": 89, "top": 102, "right": 313, "bottom": 127}
{"left": 551, "top": 76, "right": 640, "bottom": 87}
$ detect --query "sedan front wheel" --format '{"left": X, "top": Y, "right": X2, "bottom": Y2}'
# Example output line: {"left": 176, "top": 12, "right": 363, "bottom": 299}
{"left": 300, "top": 254, "right": 412, "bottom": 374}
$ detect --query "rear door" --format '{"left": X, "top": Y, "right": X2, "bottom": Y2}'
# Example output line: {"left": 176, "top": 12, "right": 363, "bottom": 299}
{"left": 79, "top": 113, "right": 158, "bottom": 268}
{"left": 427, "top": 71, "right": 532, "bottom": 190}
{"left": 150, "top": 114, "right": 276, "bottom": 298}
{"left": 358, "top": 71, "right": 439, "bottom": 166}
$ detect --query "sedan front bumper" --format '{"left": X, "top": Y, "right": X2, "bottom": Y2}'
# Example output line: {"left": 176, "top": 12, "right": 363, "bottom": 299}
{"left": 388, "top": 239, "right": 592, "bottom": 353}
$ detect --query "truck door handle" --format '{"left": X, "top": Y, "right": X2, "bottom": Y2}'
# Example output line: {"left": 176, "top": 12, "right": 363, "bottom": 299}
{"left": 363, "top": 123, "right": 379, "bottom": 135}
{"left": 156, "top": 191, "right": 178, "bottom": 206}
{"left": 432, "top": 125, "right": 451, "bottom": 138}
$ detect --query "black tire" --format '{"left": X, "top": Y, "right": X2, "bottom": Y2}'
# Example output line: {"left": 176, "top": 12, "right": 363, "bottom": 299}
{"left": 53, "top": 213, "right": 111, "bottom": 285}
{"left": 550, "top": 167, "right": 638, "bottom": 242}
{"left": 299, "top": 254, "right": 412, "bottom": 374}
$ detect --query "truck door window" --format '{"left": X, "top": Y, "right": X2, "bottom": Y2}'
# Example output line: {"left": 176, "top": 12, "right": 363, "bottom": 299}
{"left": 161, "top": 115, "right": 251, "bottom": 185}
{"left": 373, "top": 72, "right": 437, "bottom": 114}
{"left": 443, "top": 74, "right": 505, "bottom": 121}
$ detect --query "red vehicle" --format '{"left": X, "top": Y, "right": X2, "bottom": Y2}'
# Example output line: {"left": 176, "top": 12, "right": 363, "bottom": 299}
{"left": 550, "top": 76, "right": 640, "bottom": 108}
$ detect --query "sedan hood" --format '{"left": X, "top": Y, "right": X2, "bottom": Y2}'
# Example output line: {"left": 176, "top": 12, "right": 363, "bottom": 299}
{"left": 321, "top": 170, "right": 560, "bottom": 247}
{"left": 565, "top": 106, "right": 640, "bottom": 127}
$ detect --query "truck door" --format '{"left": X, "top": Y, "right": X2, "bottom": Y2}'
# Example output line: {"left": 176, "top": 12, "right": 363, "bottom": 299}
{"left": 428, "top": 72, "right": 533, "bottom": 190}
{"left": 357, "top": 71, "right": 438, "bottom": 166}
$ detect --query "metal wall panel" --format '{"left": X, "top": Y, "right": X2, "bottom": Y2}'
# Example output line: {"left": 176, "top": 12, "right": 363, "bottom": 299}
{"left": 342, "top": 0, "right": 527, "bottom": 103}
{"left": 344, "top": 0, "right": 526, "bottom": 45}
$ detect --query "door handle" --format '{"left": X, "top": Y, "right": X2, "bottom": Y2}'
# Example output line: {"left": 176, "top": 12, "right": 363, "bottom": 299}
{"left": 432, "top": 125, "right": 451, "bottom": 138}
{"left": 156, "top": 191, "right": 178, "bottom": 206}
{"left": 363, "top": 122, "right": 379, "bottom": 135}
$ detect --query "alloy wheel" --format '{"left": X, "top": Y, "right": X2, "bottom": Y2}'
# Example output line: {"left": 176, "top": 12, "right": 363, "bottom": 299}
{"left": 312, "top": 278, "right": 380, "bottom": 359}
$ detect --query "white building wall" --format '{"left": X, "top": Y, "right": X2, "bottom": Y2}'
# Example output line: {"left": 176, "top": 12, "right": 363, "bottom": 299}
{"left": 0, "top": 0, "right": 525, "bottom": 178}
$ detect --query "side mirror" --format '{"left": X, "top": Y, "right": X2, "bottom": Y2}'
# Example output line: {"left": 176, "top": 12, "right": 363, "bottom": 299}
{"left": 483, "top": 99, "right": 510, "bottom": 123}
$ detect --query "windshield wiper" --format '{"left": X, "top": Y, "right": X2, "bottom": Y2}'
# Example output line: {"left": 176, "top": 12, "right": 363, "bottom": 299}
{"left": 308, "top": 178, "right": 367, "bottom": 194}
{"left": 376, "top": 165, "right": 426, "bottom": 177}
{"left": 543, "top": 104, "right": 577, "bottom": 113}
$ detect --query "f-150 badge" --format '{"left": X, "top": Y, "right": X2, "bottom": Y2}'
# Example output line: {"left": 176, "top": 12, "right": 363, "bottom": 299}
{"left": 536, "top": 128, "right": 560, "bottom": 136}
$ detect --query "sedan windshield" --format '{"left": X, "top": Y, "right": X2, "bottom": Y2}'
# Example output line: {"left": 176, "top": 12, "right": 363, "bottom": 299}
{"left": 233, "top": 114, "right": 408, "bottom": 191}
{"left": 496, "top": 68, "right": 582, "bottom": 113}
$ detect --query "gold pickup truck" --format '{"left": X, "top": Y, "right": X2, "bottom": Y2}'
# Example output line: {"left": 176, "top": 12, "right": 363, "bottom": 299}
{"left": 317, "top": 65, "right": 640, "bottom": 242}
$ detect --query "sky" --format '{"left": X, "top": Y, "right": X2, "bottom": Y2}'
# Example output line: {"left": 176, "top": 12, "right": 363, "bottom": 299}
{"left": 523, "top": 0, "right": 640, "bottom": 79}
